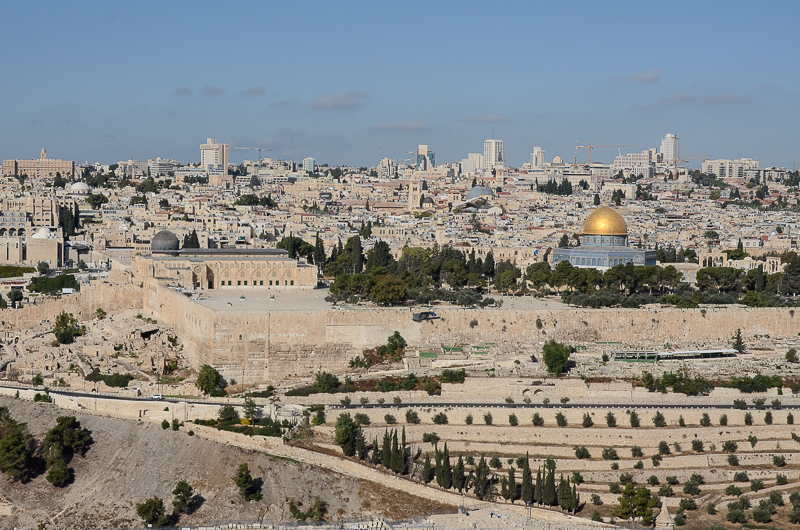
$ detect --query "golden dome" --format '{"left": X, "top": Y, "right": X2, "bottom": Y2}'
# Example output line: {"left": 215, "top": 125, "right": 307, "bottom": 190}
{"left": 582, "top": 206, "right": 627, "bottom": 236}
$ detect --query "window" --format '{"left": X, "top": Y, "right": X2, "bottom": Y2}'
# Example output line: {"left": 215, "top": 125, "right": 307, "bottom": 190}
{"left": 259, "top": 280, "right": 263, "bottom": 285}
{"left": 269, "top": 280, "right": 272, "bottom": 285}
{"left": 291, "top": 280, "right": 294, "bottom": 286}
{"left": 237, "top": 280, "right": 241, "bottom": 286}
{"left": 244, "top": 281, "right": 248, "bottom": 286}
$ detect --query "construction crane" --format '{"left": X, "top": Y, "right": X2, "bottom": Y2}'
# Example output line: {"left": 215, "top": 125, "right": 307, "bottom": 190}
{"left": 671, "top": 154, "right": 711, "bottom": 181}
{"left": 404, "top": 150, "right": 417, "bottom": 168}
{"left": 574, "top": 143, "right": 639, "bottom": 165}
{"left": 231, "top": 146, "right": 273, "bottom": 167}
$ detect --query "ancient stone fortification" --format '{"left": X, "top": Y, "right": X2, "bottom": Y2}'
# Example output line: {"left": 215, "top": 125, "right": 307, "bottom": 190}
{"left": 141, "top": 284, "right": 800, "bottom": 383}
{"left": 0, "top": 281, "right": 143, "bottom": 338}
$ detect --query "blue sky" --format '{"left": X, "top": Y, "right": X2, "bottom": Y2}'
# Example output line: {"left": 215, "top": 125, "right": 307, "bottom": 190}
{"left": 1, "top": 1, "right": 798, "bottom": 169}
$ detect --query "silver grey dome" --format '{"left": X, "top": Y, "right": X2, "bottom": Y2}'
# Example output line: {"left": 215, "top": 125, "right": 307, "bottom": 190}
{"left": 151, "top": 230, "right": 180, "bottom": 252}
{"left": 465, "top": 186, "right": 496, "bottom": 200}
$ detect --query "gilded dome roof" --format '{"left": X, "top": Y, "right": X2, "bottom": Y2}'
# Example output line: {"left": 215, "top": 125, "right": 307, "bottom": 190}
{"left": 582, "top": 206, "right": 627, "bottom": 236}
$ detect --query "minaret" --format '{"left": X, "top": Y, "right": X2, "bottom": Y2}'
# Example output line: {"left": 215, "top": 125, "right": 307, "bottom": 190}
{"left": 41, "top": 148, "right": 47, "bottom": 160}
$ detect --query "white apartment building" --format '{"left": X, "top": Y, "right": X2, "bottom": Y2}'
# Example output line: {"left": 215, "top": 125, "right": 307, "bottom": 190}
{"left": 303, "top": 157, "right": 316, "bottom": 173}
{"left": 484, "top": 139, "right": 504, "bottom": 169}
{"left": 613, "top": 148, "right": 658, "bottom": 178}
{"left": 701, "top": 158, "right": 760, "bottom": 179}
{"left": 531, "top": 146, "right": 546, "bottom": 168}
{"left": 461, "top": 153, "right": 484, "bottom": 174}
{"left": 660, "top": 134, "right": 679, "bottom": 163}
{"left": 378, "top": 158, "right": 397, "bottom": 179}
{"left": 148, "top": 157, "right": 180, "bottom": 176}
{"left": 200, "top": 137, "right": 229, "bottom": 174}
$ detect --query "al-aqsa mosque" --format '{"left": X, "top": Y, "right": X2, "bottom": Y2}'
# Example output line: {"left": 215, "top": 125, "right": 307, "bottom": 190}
{"left": 552, "top": 206, "right": 656, "bottom": 270}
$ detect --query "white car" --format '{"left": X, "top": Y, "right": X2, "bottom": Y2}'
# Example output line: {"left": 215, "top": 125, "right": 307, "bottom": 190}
{"left": 151, "top": 394, "right": 164, "bottom": 400}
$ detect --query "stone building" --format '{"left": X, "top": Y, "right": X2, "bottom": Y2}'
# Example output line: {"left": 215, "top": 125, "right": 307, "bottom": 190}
{"left": 134, "top": 230, "right": 317, "bottom": 290}
{"left": 552, "top": 206, "right": 656, "bottom": 270}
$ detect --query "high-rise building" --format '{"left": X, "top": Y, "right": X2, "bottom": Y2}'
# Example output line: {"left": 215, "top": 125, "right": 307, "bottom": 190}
{"left": 484, "top": 139, "right": 504, "bottom": 169}
{"left": 701, "top": 158, "right": 760, "bottom": 179}
{"left": 378, "top": 158, "right": 397, "bottom": 179}
{"left": 461, "top": 153, "right": 484, "bottom": 174}
{"left": 531, "top": 146, "right": 546, "bottom": 167}
{"left": 303, "top": 157, "right": 316, "bottom": 173}
{"left": 200, "top": 137, "right": 229, "bottom": 174}
{"left": 660, "top": 134, "right": 679, "bottom": 163}
{"left": 417, "top": 145, "right": 435, "bottom": 170}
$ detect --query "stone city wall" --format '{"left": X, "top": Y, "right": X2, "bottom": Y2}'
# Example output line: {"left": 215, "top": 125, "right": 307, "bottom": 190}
{"left": 142, "top": 284, "right": 800, "bottom": 383}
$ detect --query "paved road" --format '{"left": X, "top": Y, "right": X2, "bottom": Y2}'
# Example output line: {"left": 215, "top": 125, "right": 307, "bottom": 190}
{"left": 329, "top": 401, "right": 798, "bottom": 410}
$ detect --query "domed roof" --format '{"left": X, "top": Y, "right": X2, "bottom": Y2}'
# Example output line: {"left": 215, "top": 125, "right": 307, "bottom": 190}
{"left": 465, "top": 186, "right": 496, "bottom": 200}
{"left": 583, "top": 206, "right": 627, "bottom": 236}
{"left": 71, "top": 182, "right": 91, "bottom": 191}
{"left": 32, "top": 227, "right": 52, "bottom": 239}
{"left": 151, "top": 230, "right": 180, "bottom": 252}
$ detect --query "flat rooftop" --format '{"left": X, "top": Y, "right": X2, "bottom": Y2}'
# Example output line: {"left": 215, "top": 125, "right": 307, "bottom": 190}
{"left": 189, "top": 289, "right": 566, "bottom": 312}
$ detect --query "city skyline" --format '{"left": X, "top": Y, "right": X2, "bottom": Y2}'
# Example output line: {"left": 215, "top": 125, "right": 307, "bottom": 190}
{"left": 1, "top": 1, "right": 798, "bottom": 168}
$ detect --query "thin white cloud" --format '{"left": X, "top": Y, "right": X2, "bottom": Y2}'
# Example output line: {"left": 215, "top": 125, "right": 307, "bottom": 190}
{"left": 626, "top": 68, "right": 661, "bottom": 83}
{"left": 646, "top": 92, "right": 751, "bottom": 109}
{"left": 241, "top": 86, "right": 266, "bottom": 97}
{"left": 201, "top": 85, "right": 225, "bottom": 96}
{"left": 458, "top": 114, "right": 510, "bottom": 123}
{"left": 173, "top": 86, "right": 191, "bottom": 96}
{"left": 311, "top": 90, "right": 368, "bottom": 109}
{"left": 373, "top": 120, "right": 431, "bottom": 132}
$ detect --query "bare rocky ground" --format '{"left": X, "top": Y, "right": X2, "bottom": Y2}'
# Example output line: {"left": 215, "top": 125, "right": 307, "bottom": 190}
{"left": 0, "top": 397, "right": 453, "bottom": 530}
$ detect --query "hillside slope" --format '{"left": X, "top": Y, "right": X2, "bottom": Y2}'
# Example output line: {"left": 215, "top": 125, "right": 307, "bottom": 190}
{"left": 0, "top": 397, "right": 449, "bottom": 529}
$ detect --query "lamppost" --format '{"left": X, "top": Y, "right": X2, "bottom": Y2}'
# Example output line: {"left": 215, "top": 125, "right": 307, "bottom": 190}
{"left": 527, "top": 501, "right": 531, "bottom": 520}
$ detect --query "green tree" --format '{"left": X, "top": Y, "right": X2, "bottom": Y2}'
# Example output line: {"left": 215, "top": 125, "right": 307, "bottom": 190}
{"left": 53, "top": 311, "right": 82, "bottom": 345}
{"left": 233, "top": 463, "right": 261, "bottom": 501}
{"left": 136, "top": 497, "right": 169, "bottom": 526}
{"left": 172, "top": 479, "right": 194, "bottom": 514}
{"left": 593, "top": 193, "right": 600, "bottom": 206}
{"left": 195, "top": 365, "right": 223, "bottom": 394}
{"left": 543, "top": 464, "right": 557, "bottom": 506}
{"left": 182, "top": 229, "right": 200, "bottom": 249}
{"left": 542, "top": 339, "right": 572, "bottom": 375}
{"left": 243, "top": 397, "right": 258, "bottom": 421}
{"left": 7, "top": 289, "right": 23, "bottom": 308}
{"left": 453, "top": 455, "right": 465, "bottom": 492}
{"left": 732, "top": 328, "right": 746, "bottom": 353}
{"left": 334, "top": 413, "right": 361, "bottom": 457}
{"left": 520, "top": 455, "right": 533, "bottom": 504}
{"left": 46, "top": 458, "right": 71, "bottom": 487}
{"left": 37, "top": 261, "right": 50, "bottom": 274}
{"left": 0, "top": 415, "right": 33, "bottom": 482}
{"left": 422, "top": 453, "right": 432, "bottom": 483}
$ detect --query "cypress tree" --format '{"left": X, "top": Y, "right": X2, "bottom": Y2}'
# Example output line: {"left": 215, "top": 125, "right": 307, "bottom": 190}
{"left": 507, "top": 466, "right": 518, "bottom": 503}
{"left": 453, "top": 455, "right": 465, "bottom": 492}
{"left": 401, "top": 427, "right": 408, "bottom": 464}
{"left": 422, "top": 453, "right": 432, "bottom": 483}
{"left": 534, "top": 467, "right": 543, "bottom": 505}
{"left": 355, "top": 429, "right": 367, "bottom": 460}
{"left": 440, "top": 443, "right": 452, "bottom": 489}
{"left": 559, "top": 476, "right": 572, "bottom": 511}
{"left": 313, "top": 232, "right": 326, "bottom": 265}
{"left": 543, "top": 466, "right": 557, "bottom": 506}
{"left": 370, "top": 437, "right": 380, "bottom": 465}
{"left": 381, "top": 430, "right": 392, "bottom": 468}
{"left": 390, "top": 430, "right": 403, "bottom": 473}
{"left": 434, "top": 447, "right": 442, "bottom": 487}
{"left": 473, "top": 456, "right": 491, "bottom": 500}
{"left": 521, "top": 456, "right": 533, "bottom": 504}
{"left": 571, "top": 484, "right": 579, "bottom": 514}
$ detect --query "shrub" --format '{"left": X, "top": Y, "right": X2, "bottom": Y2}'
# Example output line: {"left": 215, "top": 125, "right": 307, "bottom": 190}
{"left": 691, "top": 439, "right": 704, "bottom": 452}
{"left": 679, "top": 498, "right": 697, "bottom": 510}
{"left": 706, "top": 502, "right": 716, "bottom": 515}
{"left": 722, "top": 440, "right": 738, "bottom": 453}
{"left": 744, "top": 412, "right": 753, "bottom": 425}
{"left": 748, "top": 434, "right": 758, "bottom": 447}
{"left": 666, "top": 476, "right": 679, "bottom": 485}
{"left": 673, "top": 512, "right": 686, "bottom": 526}
{"left": 171, "top": 419, "right": 180, "bottom": 431}
{"left": 651, "top": 454, "right": 662, "bottom": 466}
{"left": 652, "top": 411, "right": 666, "bottom": 427}
{"left": 700, "top": 413, "right": 711, "bottom": 427}
{"left": 611, "top": 462, "right": 619, "bottom": 470}
{"left": 750, "top": 478, "right": 765, "bottom": 491}
{"left": 161, "top": 419, "right": 169, "bottom": 430}
{"left": 464, "top": 413, "right": 473, "bottom": 425}
{"left": 422, "top": 432, "right": 440, "bottom": 445}
{"left": 574, "top": 446, "right": 591, "bottom": 459}
{"left": 605, "top": 412, "right": 616, "bottom": 427}
{"left": 405, "top": 410, "right": 420, "bottom": 424}
{"left": 789, "top": 412, "right": 795, "bottom": 424}
{"left": 591, "top": 493, "right": 602, "bottom": 505}
{"left": 728, "top": 453, "right": 739, "bottom": 466}
{"left": 340, "top": 396, "right": 352, "bottom": 406}
{"left": 689, "top": 473, "right": 705, "bottom": 485}
{"left": 135, "top": 497, "right": 169, "bottom": 527}
{"left": 647, "top": 475, "right": 659, "bottom": 486}
{"left": 733, "top": 399, "right": 747, "bottom": 409}
{"left": 683, "top": 481, "right": 700, "bottom": 495}
{"left": 726, "top": 509, "right": 747, "bottom": 524}
{"left": 582, "top": 413, "right": 593, "bottom": 428}
{"left": 769, "top": 490, "right": 784, "bottom": 506}
{"left": 384, "top": 414, "right": 396, "bottom": 424}
{"left": 555, "top": 412, "right": 567, "bottom": 427}
{"left": 508, "top": 414, "right": 518, "bottom": 426}
{"left": 393, "top": 396, "right": 402, "bottom": 404}
{"left": 777, "top": 473, "right": 788, "bottom": 485}
{"left": 489, "top": 455, "right": 502, "bottom": 469}
{"left": 765, "top": 411, "right": 773, "bottom": 424}
{"left": 592, "top": 510, "right": 602, "bottom": 522}
{"left": 773, "top": 454, "right": 787, "bottom": 467}
{"left": 311, "top": 409, "right": 326, "bottom": 426}
{"left": 733, "top": 471, "right": 749, "bottom": 482}
{"left": 658, "top": 441, "right": 671, "bottom": 455}
{"left": 602, "top": 447, "right": 619, "bottom": 460}
{"left": 432, "top": 412, "right": 448, "bottom": 425}
{"left": 678, "top": 414, "right": 685, "bottom": 427}
{"left": 633, "top": 460, "right": 643, "bottom": 469}
{"left": 719, "top": 414, "right": 728, "bottom": 426}
{"left": 483, "top": 412, "right": 493, "bottom": 425}
{"left": 619, "top": 472, "right": 634, "bottom": 484}
{"left": 631, "top": 446, "right": 643, "bottom": 458}
{"left": 725, "top": 484, "right": 742, "bottom": 496}
{"left": 628, "top": 411, "right": 640, "bottom": 427}
{"left": 609, "top": 482, "right": 621, "bottom": 494}
{"left": 532, "top": 413, "right": 544, "bottom": 426}
{"left": 658, "top": 484, "right": 673, "bottom": 497}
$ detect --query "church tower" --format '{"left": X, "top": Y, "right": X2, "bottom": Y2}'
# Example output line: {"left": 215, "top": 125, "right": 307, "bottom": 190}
{"left": 408, "top": 175, "right": 422, "bottom": 211}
